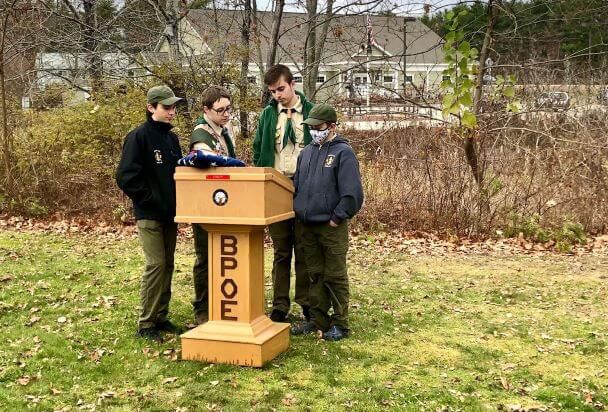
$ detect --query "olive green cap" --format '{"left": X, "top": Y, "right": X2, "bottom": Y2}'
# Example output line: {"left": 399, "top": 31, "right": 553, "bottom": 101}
{"left": 301, "top": 103, "right": 338, "bottom": 126}
{"left": 147, "top": 85, "right": 183, "bottom": 105}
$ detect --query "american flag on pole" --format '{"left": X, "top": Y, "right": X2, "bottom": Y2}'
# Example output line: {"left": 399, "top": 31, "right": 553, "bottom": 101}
{"left": 366, "top": 14, "right": 376, "bottom": 47}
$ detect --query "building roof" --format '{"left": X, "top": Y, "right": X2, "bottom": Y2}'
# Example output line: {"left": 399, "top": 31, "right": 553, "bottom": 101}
{"left": 182, "top": 9, "right": 444, "bottom": 67}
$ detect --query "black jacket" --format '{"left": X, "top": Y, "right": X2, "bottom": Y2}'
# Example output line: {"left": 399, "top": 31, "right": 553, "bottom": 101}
{"left": 293, "top": 136, "right": 364, "bottom": 224}
{"left": 116, "top": 118, "right": 182, "bottom": 222}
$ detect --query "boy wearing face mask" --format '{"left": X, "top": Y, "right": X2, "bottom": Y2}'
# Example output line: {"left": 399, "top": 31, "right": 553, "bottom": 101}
{"left": 290, "top": 103, "right": 364, "bottom": 341}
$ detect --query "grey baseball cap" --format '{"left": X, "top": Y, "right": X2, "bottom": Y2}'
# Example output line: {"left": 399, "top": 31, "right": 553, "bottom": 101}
{"left": 147, "top": 85, "right": 183, "bottom": 105}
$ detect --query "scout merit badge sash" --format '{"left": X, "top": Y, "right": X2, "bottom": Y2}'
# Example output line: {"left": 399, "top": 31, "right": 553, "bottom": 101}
{"left": 193, "top": 123, "right": 230, "bottom": 156}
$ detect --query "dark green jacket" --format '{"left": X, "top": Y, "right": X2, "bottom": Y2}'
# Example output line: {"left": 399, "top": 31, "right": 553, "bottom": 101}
{"left": 190, "top": 115, "right": 236, "bottom": 158}
{"left": 252, "top": 91, "right": 314, "bottom": 167}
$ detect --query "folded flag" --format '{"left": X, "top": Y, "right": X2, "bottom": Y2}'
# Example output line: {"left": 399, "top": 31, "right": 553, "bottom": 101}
{"left": 178, "top": 150, "right": 246, "bottom": 168}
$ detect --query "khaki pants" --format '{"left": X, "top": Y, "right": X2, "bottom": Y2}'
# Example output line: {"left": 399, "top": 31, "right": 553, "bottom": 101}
{"left": 297, "top": 220, "right": 350, "bottom": 331}
{"left": 268, "top": 218, "right": 309, "bottom": 314}
{"left": 137, "top": 219, "right": 177, "bottom": 329}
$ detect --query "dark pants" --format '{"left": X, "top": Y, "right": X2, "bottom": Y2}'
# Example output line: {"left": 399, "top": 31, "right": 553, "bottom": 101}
{"left": 268, "top": 218, "right": 309, "bottom": 314}
{"left": 136, "top": 219, "right": 178, "bottom": 329}
{"left": 298, "top": 220, "right": 350, "bottom": 332}
{"left": 192, "top": 224, "right": 209, "bottom": 317}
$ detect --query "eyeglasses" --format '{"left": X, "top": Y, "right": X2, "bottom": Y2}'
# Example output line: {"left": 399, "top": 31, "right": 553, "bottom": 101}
{"left": 211, "top": 106, "right": 232, "bottom": 115}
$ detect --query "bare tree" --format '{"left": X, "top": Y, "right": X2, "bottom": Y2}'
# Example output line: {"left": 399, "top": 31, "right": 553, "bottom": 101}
{"left": 1, "top": 0, "right": 47, "bottom": 199}
{"left": 239, "top": 0, "right": 252, "bottom": 138}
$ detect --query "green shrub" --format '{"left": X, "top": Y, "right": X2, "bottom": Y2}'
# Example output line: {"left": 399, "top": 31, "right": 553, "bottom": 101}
{"left": 8, "top": 83, "right": 191, "bottom": 216}
{"left": 503, "top": 212, "right": 586, "bottom": 252}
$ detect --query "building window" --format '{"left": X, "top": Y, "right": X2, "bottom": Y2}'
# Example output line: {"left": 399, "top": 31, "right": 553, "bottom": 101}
{"left": 316, "top": 75, "right": 326, "bottom": 84}
{"left": 442, "top": 75, "right": 450, "bottom": 81}
{"left": 127, "top": 70, "right": 134, "bottom": 78}
{"left": 294, "top": 76, "right": 303, "bottom": 83}
{"left": 383, "top": 75, "right": 393, "bottom": 83}
{"left": 247, "top": 76, "right": 257, "bottom": 84}
{"left": 405, "top": 75, "right": 413, "bottom": 83}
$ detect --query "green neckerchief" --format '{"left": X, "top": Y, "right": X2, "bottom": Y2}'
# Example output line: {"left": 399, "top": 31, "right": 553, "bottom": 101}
{"left": 281, "top": 108, "right": 297, "bottom": 149}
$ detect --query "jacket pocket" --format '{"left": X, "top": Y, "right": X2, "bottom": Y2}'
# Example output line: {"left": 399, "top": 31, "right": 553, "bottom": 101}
{"left": 307, "top": 193, "right": 331, "bottom": 221}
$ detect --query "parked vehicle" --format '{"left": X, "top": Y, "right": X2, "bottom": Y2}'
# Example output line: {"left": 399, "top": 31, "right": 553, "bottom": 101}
{"left": 536, "top": 91, "right": 570, "bottom": 110}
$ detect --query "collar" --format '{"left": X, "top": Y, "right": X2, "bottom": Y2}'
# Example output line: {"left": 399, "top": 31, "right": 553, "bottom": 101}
{"left": 147, "top": 117, "right": 174, "bottom": 132}
{"left": 278, "top": 95, "right": 302, "bottom": 114}
{"left": 203, "top": 114, "right": 224, "bottom": 136}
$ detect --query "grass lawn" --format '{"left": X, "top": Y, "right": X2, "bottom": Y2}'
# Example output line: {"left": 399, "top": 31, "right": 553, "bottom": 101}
{"left": 0, "top": 229, "right": 606, "bottom": 411}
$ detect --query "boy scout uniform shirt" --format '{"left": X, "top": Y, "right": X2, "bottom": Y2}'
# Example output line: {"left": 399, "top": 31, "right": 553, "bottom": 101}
{"left": 275, "top": 96, "right": 305, "bottom": 177}
{"left": 192, "top": 115, "right": 231, "bottom": 156}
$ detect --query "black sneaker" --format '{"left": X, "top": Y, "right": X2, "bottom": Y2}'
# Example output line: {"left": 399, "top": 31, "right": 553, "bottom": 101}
{"left": 269, "top": 309, "right": 287, "bottom": 322}
{"left": 136, "top": 327, "right": 162, "bottom": 342}
{"left": 291, "top": 321, "right": 318, "bottom": 336}
{"left": 156, "top": 320, "right": 183, "bottom": 334}
{"left": 322, "top": 325, "right": 348, "bottom": 341}
{"left": 301, "top": 305, "right": 311, "bottom": 322}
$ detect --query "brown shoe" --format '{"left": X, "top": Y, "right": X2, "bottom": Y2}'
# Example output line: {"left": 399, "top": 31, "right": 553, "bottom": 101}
{"left": 195, "top": 312, "right": 209, "bottom": 325}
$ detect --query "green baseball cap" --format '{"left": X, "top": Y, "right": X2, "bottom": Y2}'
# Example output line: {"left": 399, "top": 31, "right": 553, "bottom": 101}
{"left": 301, "top": 103, "right": 338, "bottom": 126}
{"left": 146, "top": 85, "right": 183, "bottom": 105}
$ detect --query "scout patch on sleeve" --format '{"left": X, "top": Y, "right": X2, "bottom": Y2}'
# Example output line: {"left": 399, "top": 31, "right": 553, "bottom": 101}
{"left": 324, "top": 154, "right": 335, "bottom": 167}
{"left": 154, "top": 149, "right": 163, "bottom": 164}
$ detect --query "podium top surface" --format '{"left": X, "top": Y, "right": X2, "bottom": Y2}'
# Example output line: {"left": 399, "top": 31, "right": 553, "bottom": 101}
{"left": 174, "top": 166, "right": 294, "bottom": 193}
{"left": 174, "top": 166, "right": 295, "bottom": 225}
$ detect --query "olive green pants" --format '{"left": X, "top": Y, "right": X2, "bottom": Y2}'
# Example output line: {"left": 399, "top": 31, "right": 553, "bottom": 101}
{"left": 268, "top": 218, "right": 309, "bottom": 314}
{"left": 136, "top": 219, "right": 177, "bottom": 329}
{"left": 192, "top": 223, "right": 209, "bottom": 317}
{"left": 297, "top": 220, "right": 350, "bottom": 331}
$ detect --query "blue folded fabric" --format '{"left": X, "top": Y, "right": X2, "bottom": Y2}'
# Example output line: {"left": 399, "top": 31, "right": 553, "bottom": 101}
{"left": 177, "top": 150, "right": 246, "bottom": 168}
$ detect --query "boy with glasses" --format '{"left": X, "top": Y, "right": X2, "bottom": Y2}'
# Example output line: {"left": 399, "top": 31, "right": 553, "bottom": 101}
{"left": 253, "top": 64, "right": 314, "bottom": 323}
{"left": 116, "top": 85, "right": 184, "bottom": 342}
{"left": 290, "top": 103, "right": 364, "bottom": 341}
{"left": 189, "top": 85, "right": 236, "bottom": 325}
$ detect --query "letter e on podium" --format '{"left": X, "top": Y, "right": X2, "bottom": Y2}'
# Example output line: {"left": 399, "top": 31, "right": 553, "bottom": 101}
{"left": 174, "top": 167, "right": 294, "bottom": 367}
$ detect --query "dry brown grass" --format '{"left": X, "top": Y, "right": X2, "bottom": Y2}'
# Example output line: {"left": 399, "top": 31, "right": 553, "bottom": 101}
{"left": 349, "top": 111, "right": 608, "bottom": 236}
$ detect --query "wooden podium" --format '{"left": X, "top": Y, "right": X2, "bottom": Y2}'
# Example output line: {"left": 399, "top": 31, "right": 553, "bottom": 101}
{"left": 174, "top": 167, "right": 294, "bottom": 367}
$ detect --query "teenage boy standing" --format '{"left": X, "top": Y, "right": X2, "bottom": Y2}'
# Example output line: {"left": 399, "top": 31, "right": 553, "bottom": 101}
{"left": 189, "top": 85, "right": 236, "bottom": 325}
{"left": 290, "top": 103, "right": 364, "bottom": 341}
{"left": 252, "top": 64, "right": 313, "bottom": 322}
{"left": 116, "top": 85, "right": 183, "bottom": 342}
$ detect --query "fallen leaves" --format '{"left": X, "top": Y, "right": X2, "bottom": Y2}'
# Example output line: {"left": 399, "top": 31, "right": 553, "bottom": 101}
{"left": 17, "top": 376, "right": 31, "bottom": 386}
{"left": 281, "top": 393, "right": 296, "bottom": 406}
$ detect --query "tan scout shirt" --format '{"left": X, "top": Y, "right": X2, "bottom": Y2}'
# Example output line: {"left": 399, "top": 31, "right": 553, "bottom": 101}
{"left": 192, "top": 114, "right": 230, "bottom": 156}
{"left": 274, "top": 96, "right": 305, "bottom": 177}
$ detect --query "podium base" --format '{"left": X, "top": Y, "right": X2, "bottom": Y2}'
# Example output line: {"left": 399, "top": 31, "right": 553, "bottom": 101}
{"left": 180, "top": 317, "right": 290, "bottom": 367}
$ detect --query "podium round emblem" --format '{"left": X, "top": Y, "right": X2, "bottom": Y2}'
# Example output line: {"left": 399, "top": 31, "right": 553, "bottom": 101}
{"left": 212, "top": 189, "right": 228, "bottom": 206}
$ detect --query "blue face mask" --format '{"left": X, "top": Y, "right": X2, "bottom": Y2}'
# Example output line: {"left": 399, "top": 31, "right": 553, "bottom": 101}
{"left": 310, "top": 128, "right": 331, "bottom": 145}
